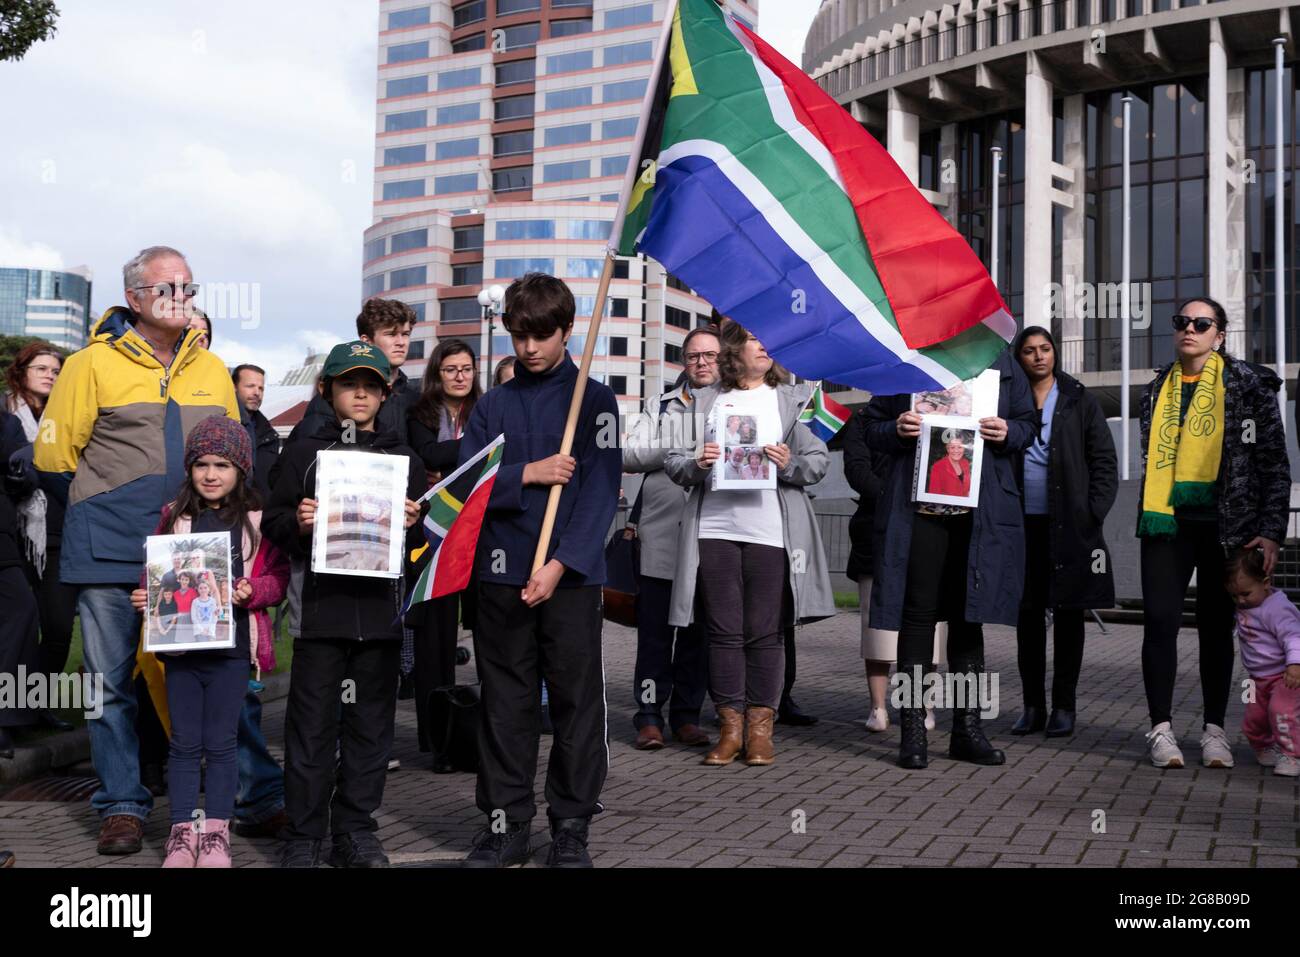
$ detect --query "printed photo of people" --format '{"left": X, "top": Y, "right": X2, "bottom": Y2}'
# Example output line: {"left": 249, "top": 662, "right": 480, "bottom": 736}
{"left": 913, "top": 418, "right": 982, "bottom": 508}
{"left": 313, "top": 450, "right": 408, "bottom": 578}
{"left": 913, "top": 383, "right": 973, "bottom": 417}
{"left": 724, "top": 446, "right": 770, "bottom": 480}
{"left": 144, "top": 531, "right": 235, "bottom": 652}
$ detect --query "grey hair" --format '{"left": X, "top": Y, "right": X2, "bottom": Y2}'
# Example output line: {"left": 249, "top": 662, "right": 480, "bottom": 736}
{"left": 122, "top": 246, "right": 188, "bottom": 291}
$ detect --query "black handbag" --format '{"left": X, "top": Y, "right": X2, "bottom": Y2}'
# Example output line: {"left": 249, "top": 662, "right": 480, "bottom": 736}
{"left": 603, "top": 488, "right": 642, "bottom": 626}
{"left": 425, "top": 684, "right": 481, "bottom": 772}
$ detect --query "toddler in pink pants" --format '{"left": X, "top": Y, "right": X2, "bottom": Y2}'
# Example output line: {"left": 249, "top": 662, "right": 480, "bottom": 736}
{"left": 1228, "top": 550, "right": 1300, "bottom": 777}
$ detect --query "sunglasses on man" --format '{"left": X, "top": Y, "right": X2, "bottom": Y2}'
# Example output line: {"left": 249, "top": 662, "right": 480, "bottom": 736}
{"left": 131, "top": 282, "right": 200, "bottom": 300}
{"left": 1171, "top": 314, "right": 1219, "bottom": 334}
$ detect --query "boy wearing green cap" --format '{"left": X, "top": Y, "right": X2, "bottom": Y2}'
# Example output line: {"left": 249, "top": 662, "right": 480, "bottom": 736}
{"left": 262, "top": 341, "right": 426, "bottom": 869}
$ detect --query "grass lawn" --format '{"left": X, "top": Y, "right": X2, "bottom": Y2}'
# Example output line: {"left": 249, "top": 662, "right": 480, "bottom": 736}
{"left": 834, "top": 590, "right": 860, "bottom": 609}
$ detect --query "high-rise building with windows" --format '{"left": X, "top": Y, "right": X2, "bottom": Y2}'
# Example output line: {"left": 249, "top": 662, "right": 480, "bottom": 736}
{"left": 803, "top": 0, "right": 1300, "bottom": 431}
{"left": 365, "top": 0, "right": 758, "bottom": 408}
{"left": 0, "top": 265, "right": 94, "bottom": 351}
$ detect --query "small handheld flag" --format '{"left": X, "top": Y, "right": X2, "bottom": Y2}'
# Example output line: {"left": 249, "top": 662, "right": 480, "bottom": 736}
{"left": 798, "top": 383, "right": 851, "bottom": 443}
{"left": 401, "top": 434, "right": 505, "bottom": 617}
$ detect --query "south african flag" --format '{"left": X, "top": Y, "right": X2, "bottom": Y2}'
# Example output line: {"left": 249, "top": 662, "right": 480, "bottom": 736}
{"left": 401, "top": 434, "right": 504, "bottom": 615}
{"left": 798, "top": 383, "right": 851, "bottom": 443}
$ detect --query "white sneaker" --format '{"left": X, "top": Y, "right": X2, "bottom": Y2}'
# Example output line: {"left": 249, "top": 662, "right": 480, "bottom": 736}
{"left": 864, "top": 708, "right": 889, "bottom": 733}
{"left": 1274, "top": 754, "right": 1300, "bottom": 777}
{"left": 924, "top": 708, "right": 936, "bottom": 731}
{"left": 1146, "top": 722, "right": 1185, "bottom": 768}
{"left": 1255, "top": 746, "right": 1281, "bottom": 767}
{"left": 1200, "top": 724, "right": 1235, "bottom": 768}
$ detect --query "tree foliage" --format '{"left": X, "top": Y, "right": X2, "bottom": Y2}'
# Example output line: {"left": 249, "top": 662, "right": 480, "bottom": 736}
{"left": 0, "top": 1, "right": 60, "bottom": 62}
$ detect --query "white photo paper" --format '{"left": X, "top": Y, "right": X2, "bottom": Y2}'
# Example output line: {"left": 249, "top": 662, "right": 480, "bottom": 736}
{"left": 143, "top": 531, "right": 235, "bottom": 653}
{"left": 912, "top": 415, "right": 984, "bottom": 508}
{"left": 312, "top": 450, "right": 408, "bottom": 579}
{"left": 711, "top": 390, "right": 779, "bottom": 491}
{"left": 910, "top": 368, "right": 1000, "bottom": 419}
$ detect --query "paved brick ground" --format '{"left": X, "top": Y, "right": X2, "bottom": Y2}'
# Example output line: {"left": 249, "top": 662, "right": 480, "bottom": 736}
{"left": 3, "top": 615, "right": 1298, "bottom": 868}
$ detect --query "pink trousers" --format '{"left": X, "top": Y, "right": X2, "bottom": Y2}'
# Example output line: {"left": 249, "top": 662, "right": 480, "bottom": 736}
{"left": 1242, "top": 672, "right": 1300, "bottom": 757}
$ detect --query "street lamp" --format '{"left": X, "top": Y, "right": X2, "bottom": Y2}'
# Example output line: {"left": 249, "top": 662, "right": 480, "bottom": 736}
{"left": 477, "top": 284, "right": 505, "bottom": 391}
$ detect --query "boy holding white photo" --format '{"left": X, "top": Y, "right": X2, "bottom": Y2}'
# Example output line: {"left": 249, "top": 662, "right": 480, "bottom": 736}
{"left": 262, "top": 341, "right": 425, "bottom": 869}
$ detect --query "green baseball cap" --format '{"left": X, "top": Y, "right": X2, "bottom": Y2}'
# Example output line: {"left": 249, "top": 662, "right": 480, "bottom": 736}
{"left": 321, "top": 340, "right": 391, "bottom": 390}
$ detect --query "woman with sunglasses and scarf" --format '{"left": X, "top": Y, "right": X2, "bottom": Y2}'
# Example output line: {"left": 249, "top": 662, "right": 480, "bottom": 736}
{"left": 1138, "top": 297, "right": 1290, "bottom": 770}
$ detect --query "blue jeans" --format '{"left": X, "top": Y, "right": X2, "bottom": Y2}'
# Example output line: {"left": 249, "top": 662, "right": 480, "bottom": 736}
{"left": 165, "top": 655, "right": 246, "bottom": 824}
{"left": 235, "top": 686, "right": 285, "bottom": 823}
{"left": 78, "top": 584, "right": 153, "bottom": 820}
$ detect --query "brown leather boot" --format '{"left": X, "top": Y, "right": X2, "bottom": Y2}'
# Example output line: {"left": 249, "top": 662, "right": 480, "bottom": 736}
{"left": 743, "top": 707, "right": 776, "bottom": 766}
{"left": 702, "top": 707, "right": 744, "bottom": 765}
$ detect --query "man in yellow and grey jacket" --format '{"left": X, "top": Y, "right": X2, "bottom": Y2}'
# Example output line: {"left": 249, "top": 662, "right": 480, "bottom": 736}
{"left": 34, "top": 246, "right": 238, "bottom": 855}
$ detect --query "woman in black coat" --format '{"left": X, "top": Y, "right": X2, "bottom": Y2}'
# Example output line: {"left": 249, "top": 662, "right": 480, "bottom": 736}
{"left": 1010, "top": 326, "right": 1117, "bottom": 739}
{"left": 406, "top": 339, "right": 481, "bottom": 770}
{"left": 0, "top": 411, "right": 42, "bottom": 757}
{"left": 1136, "top": 297, "right": 1290, "bottom": 770}
{"left": 865, "top": 350, "right": 1038, "bottom": 768}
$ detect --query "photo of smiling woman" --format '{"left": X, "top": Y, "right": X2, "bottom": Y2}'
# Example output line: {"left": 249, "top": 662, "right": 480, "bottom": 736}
{"left": 1137, "top": 297, "right": 1291, "bottom": 771}
{"left": 926, "top": 429, "right": 973, "bottom": 498}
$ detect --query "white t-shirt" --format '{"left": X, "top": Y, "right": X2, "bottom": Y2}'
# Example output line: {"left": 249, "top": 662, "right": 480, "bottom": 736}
{"left": 699, "top": 385, "right": 784, "bottom": 547}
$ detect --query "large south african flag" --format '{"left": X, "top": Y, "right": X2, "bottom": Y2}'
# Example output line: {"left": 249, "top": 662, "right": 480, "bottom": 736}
{"left": 401, "top": 434, "right": 504, "bottom": 615}
{"left": 611, "top": 0, "right": 1016, "bottom": 394}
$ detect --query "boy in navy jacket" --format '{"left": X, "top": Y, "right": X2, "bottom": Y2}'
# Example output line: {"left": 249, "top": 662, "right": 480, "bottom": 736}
{"left": 458, "top": 273, "right": 620, "bottom": 868}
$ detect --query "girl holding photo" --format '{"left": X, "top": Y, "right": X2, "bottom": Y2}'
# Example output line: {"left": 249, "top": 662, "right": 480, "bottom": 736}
{"left": 132, "top": 417, "right": 289, "bottom": 869}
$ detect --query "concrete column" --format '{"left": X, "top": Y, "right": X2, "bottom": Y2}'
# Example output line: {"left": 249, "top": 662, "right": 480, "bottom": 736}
{"left": 1060, "top": 93, "right": 1088, "bottom": 374}
{"left": 887, "top": 89, "right": 920, "bottom": 184}
{"left": 1226, "top": 66, "right": 1249, "bottom": 356}
{"left": 1024, "top": 53, "right": 1055, "bottom": 328}
{"left": 1208, "top": 21, "right": 1228, "bottom": 316}
{"left": 939, "top": 122, "right": 960, "bottom": 229}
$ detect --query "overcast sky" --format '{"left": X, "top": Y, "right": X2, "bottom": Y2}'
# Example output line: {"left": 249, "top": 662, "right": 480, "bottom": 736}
{"left": 0, "top": 0, "right": 821, "bottom": 382}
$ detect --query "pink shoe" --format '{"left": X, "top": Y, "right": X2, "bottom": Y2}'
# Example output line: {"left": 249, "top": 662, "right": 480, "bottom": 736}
{"left": 161, "top": 822, "right": 199, "bottom": 868}
{"left": 196, "top": 820, "right": 232, "bottom": 868}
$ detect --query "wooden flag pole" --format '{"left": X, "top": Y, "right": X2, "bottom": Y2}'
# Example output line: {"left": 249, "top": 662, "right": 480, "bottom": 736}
{"left": 530, "top": 250, "right": 618, "bottom": 575}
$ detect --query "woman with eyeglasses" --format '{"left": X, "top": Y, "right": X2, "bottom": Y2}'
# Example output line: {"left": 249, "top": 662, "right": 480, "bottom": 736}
{"left": 1138, "top": 297, "right": 1290, "bottom": 770}
{"left": 408, "top": 339, "right": 483, "bottom": 771}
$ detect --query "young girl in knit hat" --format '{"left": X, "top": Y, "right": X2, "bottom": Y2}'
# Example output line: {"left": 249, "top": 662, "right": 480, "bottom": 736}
{"left": 131, "top": 415, "right": 290, "bottom": 867}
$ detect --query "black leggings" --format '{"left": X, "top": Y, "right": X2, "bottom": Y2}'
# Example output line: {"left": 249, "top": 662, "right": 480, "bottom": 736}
{"left": 1139, "top": 521, "right": 1235, "bottom": 729}
{"left": 1016, "top": 515, "right": 1085, "bottom": 711}
{"left": 897, "top": 512, "right": 984, "bottom": 674}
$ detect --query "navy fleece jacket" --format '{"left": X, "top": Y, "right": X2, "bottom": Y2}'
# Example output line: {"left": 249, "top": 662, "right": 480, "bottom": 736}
{"left": 458, "top": 353, "right": 621, "bottom": 588}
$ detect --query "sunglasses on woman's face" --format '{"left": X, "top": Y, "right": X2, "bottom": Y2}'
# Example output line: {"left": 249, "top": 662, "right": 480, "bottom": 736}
{"left": 1171, "top": 314, "right": 1217, "bottom": 334}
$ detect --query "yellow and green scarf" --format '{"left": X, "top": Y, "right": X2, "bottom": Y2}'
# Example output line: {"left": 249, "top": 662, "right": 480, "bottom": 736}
{"left": 1138, "top": 351, "right": 1226, "bottom": 537}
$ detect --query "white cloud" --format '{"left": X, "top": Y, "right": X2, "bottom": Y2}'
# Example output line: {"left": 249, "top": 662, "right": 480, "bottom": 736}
{"left": 0, "top": 226, "right": 66, "bottom": 271}
{"left": 140, "top": 144, "right": 347, "bottom": 253}
{"left": 755, "top": 0, "right": 822, "bottom": 66}
{"left": 212, "top": 327, "right": 343, "bottom": 385}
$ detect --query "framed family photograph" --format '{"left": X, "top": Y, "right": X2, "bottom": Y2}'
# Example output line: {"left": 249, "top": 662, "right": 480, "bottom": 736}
{"left": 143, "top": 531, "right": 235, "bottom": 653}
{"left": 312, "top": 450, "right": 408, "bottom": 579}
{"left": 711, "top": 391, "right": 778, "bottom": 491}
{"left": 913, "top": 415, "right": 983, "bottom": 508}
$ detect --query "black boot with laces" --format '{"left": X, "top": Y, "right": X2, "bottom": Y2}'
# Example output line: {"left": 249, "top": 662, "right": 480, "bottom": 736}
{"left": 545, "top": 817, "right": 592, "bottom": 868}
{"left": 897, "top": 707, "right": 928, "bottom": 769}
{"left": 464, "top": 820, "right": 531, "bottom": 868}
